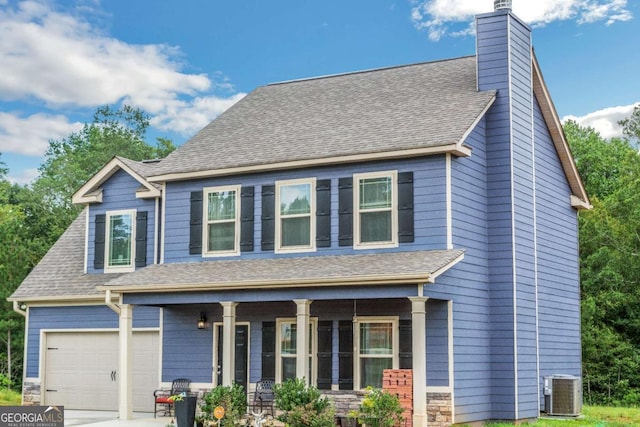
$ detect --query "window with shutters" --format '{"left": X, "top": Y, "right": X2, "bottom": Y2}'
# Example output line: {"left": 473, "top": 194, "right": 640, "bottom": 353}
{"left": 276, "top": 318, "right": 318, "bottom": 386}
{"left": 275, "top": 178, "right": 316, "bottom": 253}
{"left": 354, "top": 317, "right": 399, "bottom": 389}
{"left": 203, "top": 185, "right": 240, "bottom": 256}
{"left": 354, "top": 171, "right": 398, "bottom": 249}
{"left": 104, "top": 210, "right": 136, "bottom": 273}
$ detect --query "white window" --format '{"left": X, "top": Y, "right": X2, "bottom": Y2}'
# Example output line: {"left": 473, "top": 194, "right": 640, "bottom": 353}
{"left": 275, "top": 178, "right": 316, "bottom": 253}
{"left": 354, "top": 171, "right": 398, "bottom": 249}
{"left": 104, "top": 210, "right": 136, "bottom": 273}
{"left": 203, "top": 185, "right": 240, "bottom": 256}
{"left": 354, "top": 317, "right": 398, "bottom": 389}
{"left": 276, "top": 318, "right": 318, "bottom": 385}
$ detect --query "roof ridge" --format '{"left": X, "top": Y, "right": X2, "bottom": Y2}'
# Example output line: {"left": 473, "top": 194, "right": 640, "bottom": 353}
{"left": 267, "top": 55, "right": 476, "bottom": 86}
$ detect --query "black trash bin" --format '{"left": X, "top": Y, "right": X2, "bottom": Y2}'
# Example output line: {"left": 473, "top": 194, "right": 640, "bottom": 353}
{"left": 174, "top": 393, "right": 197, "bottom": 427}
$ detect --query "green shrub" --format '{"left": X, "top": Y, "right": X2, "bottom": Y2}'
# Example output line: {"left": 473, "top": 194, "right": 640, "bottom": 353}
{"left": 273, "top": 378, "right": 335, "bottom": 427}
{"left": 199, "top": 383, "right": 247, "bottom": 426}
{"left": 353, "top": 387, "right": 404, "bottom": 427}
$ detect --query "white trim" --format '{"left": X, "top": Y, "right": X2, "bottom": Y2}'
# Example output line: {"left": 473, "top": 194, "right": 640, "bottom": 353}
{"left": 353, "top": 170, "right": 398, "bottom": 250}
{"left": 160, "top": 182, "right": 166, "bottom": 264}
{"left": 147, "top": 145, "right": 472, "bottom": 183}
{"left": 530, "top": 41, "right": 542, "bottom": 413}
{"left": 202, "top": 185, "right": 241, "bottom": 257}
{"left": 507, "top": 17, "right": 519, "bottom": 418}
{"left": 154, "top": 197, "right": 159, "bottom": 265}
{"left": 84, "top": 208, "right": 89, "bottom": 274}
{"left": 353, "top": 316, "right": 399, "bottom": 390}
{"left": 72, "top": 157, "right": 160, "bottom": 204}
{"left": 275, "top": 317, "right": 318, "bottom": 386}
{"left": 446, "top": 154, "right": 453, "bottom": 250}
{"left": 104, "top": 209, "right": 137, "bottom": 273}
{"left": 448, "top": 300, "right": 455, "bottom": 424}
{"left": 275, "top": 178, "right": 317, "bottom": 254}
{"left": 425, "top": 386, "right": 452, "bottom": 393}
{"left": 157, "top": 308, "right": 164, "bottom": 389}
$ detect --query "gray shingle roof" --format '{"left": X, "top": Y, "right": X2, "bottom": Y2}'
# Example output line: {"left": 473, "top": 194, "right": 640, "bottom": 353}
{"left": 150, "top": 56, "right": 495, "bottom": 178}
{"left": 99, "top": 250, "right": 464, "bottom": 292}
{"left": 8, "top": 209, "right": 122, "bottom": 301}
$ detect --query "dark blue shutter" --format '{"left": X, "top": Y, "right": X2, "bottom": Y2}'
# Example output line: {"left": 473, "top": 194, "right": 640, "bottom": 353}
{"left": 135, "top": 211, "right": 148, "bottom": 267}
{"left": 398, "top": 172, "right": 414, "bottom": 243}
{"left": 316, "top": 179, "right": 331, "bottom": 248}
{"left": 189, "top": 191, "right": 203, "bottom": 255}
{"left": 261, "top": 185, "right": 275, "bottom": 251}
{"left": 338, "top": 320, "right": 353, "bottom": 390}
{"left": 240, "top": 186, "right": 254, "bottom": 252}
{"left": 338, "top": 178, "right": 353, "bottom": 247}
{"left": 399, "top": 319, "right": 413, "bottom": 369}
{"left": 317, "top": 320, "right": 333, "bottom": 389}
{"left": 261, "top": 321, "right": 276, "bottom": 381}
{"left": 94, "top": 214, "right": 106, "bottom": 269}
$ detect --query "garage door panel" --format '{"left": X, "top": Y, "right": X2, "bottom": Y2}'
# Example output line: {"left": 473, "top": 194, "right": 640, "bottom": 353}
{"left": 44, "top": 331, "right": 159, "bottom": 412}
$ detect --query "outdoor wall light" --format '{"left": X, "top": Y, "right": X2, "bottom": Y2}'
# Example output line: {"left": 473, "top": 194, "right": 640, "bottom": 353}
{"left": 197, "top": 312, "right": 208, "bottom": 329}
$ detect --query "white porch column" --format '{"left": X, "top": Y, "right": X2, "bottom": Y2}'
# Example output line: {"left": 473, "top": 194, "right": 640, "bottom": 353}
{"left": 118, "top": 304, "right": 133, "bottom": 420}
{"left": 294, "top": 299, "right": 312, "bottom": 382}
{"left": 409, "top": 296, "right": 429, "bottom": 427}
{"left": 221, "top": 302, "right": 238, "bottom": 386}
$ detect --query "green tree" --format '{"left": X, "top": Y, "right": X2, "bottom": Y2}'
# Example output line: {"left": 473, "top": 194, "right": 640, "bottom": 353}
{"left": 33, "top": 105, "right": 176, "bottom": 229}
{"left": 566, "top": 119, "right": 640, "bottom": 405}
{"left": 619, "top": 104, "right": 640, "bottom": 143}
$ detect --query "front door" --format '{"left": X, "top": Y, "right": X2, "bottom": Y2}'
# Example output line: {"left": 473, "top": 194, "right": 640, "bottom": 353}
{"left": 215, "top": 324, "right": 249, "bottom": 389}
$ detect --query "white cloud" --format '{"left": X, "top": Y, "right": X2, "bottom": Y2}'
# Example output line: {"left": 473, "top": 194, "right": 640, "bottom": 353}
{"left": 562, "top": 103, "right": 639, "bottom": 139}
{"left": 411, "top": 0, "right": 632, "bottom": 40}
{"left": 0, "top": 0, "right": 243, "bottom": 145}
{"left": 7, "top": 168, "right": 39, "bottom": 185}
{"left": 0, "top": 112, "right": 83, "bottom": 156}
{"left": 149, "top": 93, "right": 247, "bottom": 136}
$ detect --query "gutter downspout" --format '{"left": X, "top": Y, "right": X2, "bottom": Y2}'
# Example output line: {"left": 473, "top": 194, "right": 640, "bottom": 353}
{"left": 13, "top": 301, "right": 26, "bottom": 317}
{"left": 105, "top": 289, "right": 121, "bottom": 315}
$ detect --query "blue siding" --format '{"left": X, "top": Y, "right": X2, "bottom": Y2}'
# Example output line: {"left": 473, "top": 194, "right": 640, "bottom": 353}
{"left": 163, "top": 157, "right": 447, "bottom": 263}
{"left": 533, "top": 98, "right": 582, "bottom": 403}
{"left": 476, "top": 9, "right": 540, "bottom": 421}
{"left": 26, "top": 305, "right": 159, "bottom": 377}
{"left": 87, "top": 169, "right": 157, "bottom": 273}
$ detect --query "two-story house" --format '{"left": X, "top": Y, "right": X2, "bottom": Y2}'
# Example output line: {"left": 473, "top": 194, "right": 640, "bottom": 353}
{"left": 9, "top": 4, "right": 590, "bottom": 426}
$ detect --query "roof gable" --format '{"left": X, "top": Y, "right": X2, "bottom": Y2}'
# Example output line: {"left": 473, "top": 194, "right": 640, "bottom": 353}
{"left": 72, "top": 156, "right": 162, "bottom": 205}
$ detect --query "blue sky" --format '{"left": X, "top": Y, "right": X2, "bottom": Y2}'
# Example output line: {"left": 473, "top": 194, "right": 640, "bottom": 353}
{"left": 1, "top": 0, "right": 638, "bottom": 184}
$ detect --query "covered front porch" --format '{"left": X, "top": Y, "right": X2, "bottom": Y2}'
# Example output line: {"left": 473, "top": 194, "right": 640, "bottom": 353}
{"left": 99, "top": 250, "right": 463, "bottom": 426}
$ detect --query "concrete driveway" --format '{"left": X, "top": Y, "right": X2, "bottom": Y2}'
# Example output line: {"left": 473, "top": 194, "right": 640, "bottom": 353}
{"left": 64, "top": 410, "right": 170, "bottom": 426}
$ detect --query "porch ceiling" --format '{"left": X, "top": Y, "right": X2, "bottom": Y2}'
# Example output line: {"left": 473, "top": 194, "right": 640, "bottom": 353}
{"left": 98, "top": 249, "right": 465, "bottom": 293}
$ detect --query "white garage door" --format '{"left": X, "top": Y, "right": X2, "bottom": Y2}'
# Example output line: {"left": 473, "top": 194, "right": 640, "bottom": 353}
{"left": 44, "top": 331, "right": 159, "bottom": 412}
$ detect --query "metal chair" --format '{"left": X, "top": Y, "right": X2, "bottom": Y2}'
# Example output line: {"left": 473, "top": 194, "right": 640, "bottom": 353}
{"left": 153, "top": 378, "right": 191, "bottom": 418}
{"left": 252, "top": 379, "right": 275, "bottom": 416}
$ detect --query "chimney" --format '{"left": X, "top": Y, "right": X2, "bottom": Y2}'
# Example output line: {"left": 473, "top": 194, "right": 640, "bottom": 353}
{"left": 494, "top": 0, "right": 512, "bottom": 11}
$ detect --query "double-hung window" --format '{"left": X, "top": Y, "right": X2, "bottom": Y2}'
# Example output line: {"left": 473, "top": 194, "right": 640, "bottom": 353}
{"left": 354, "top": 317, "right": 398, "bottom": 389}
{"left": 203, "top": 185, "right": 240, "bottom": 256}
{"left": 354, "top": 171, "right": 398, "bottom": 249}
{"left": 275, "top": 178, "right": 316, "bottom": 253}
{"left": 276, "top": 318, "right": 318, "bottom": 385}
{"left": 104, "top": 210, "right": 136, "bottom": 273}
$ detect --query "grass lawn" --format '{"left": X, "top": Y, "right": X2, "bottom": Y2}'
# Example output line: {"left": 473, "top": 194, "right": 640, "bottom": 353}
{"left": 479, "top": 406, "right": 640, "bottom": 426}
{"left": 0, "top": 388, "right": 21, "bottom": 406}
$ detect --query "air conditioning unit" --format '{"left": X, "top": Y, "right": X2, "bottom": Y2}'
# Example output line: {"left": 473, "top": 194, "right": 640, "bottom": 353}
{"left": 543, "top": 375, "right": 582, "bottom": 416}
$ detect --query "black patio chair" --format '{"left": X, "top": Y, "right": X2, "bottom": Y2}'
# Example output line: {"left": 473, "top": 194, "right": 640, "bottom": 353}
{"left": 153, "top": 377, "right": 191, "bottom": 418}
{"left": 252, "top": 379, "right": 275, "bottom": 416}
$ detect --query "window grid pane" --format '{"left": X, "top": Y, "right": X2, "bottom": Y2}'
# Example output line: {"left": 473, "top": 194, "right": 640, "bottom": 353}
{"left": 208, "top": 191, "right": 236, "bottom": 221}
{"left": 360, "top": 323, "right": 393, "bottom": 355}
{"left": 360, "top": 358, "right": 393, "bottom": 389}
{"left": 359, "top": 177, "right": 391, "bottom": 210}
{"left": 208, "top": 222, "right": 236, "bottom": 251}
{"left": 108, "top": 214, "right": 132, "bottom": 267}
{"left": 280, "top": 323, "right": 297, "bottom": 355}
{"left": 280, "top": 184, "right": 311, "bottom": 216}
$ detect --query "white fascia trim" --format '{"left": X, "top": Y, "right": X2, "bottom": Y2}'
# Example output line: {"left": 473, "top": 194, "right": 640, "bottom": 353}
{"left": 72, "top": 157, "right": 161, "bottom": 205}
{"left": 456, "top": 95, "right": 496, "bottom": 147}
{"left": 7, "top": 296, "right": 106, "bottom": 304}
{"left": 84, "top": 208, "right": 89, "bottom": 274}
{"left": 147, "top": 145, "right": 471, "bottom": 183}
{"left": 426, "top": 252, "right": 465, "bottom": 283}
{"left": 446, "top": 154, "right": 453, "bottom": 250}
{"left": 160, "top": 182, "right": 166, "bottom": 264}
